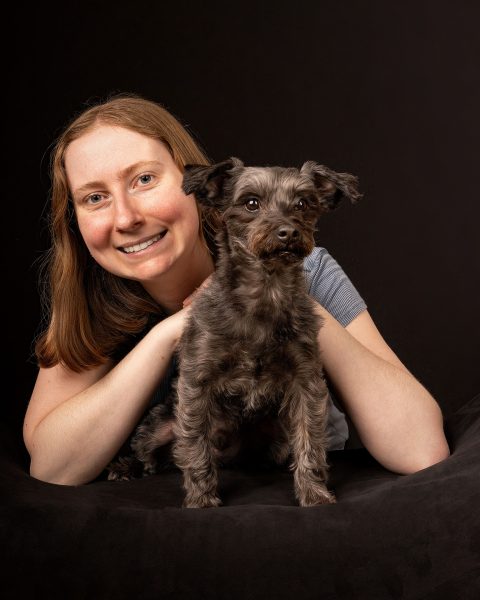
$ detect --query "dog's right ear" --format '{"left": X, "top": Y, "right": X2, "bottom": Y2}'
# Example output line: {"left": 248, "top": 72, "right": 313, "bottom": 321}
{"left": 182, "top": 157, "right": 243, "bottom": 208}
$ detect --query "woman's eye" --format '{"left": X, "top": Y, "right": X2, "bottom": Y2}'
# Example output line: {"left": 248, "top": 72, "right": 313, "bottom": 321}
{"left": 138, "top": 174, "right": 153, "bottom": 185}
{"left": 294, "top": 198, "right": 307, "bottom": 211}
{"left": 86, "top": 193, "right": 103, "bottom": 205}
{"left": 245, "top": 197, "right": 260, "bottom": 212}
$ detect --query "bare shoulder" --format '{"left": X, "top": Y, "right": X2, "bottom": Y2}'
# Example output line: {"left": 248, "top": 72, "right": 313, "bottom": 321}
{"left": 23, "top": 360, "right": 113, "bottom": 453}
{"left": 345, "top": 310, "right": 410, "bottom": 373}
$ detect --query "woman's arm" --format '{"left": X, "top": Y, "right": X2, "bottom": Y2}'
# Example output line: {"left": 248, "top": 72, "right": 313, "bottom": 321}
{"left": 23, "top": 309, "right": 187, "bottom": 486}
{"left": 315, "top": 305, "right": 450, "bottom": 474}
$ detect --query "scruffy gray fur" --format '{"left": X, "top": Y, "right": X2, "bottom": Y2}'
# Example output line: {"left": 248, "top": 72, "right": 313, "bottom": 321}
{"left": 107, "top": 157, "right": 361, "bottom": 507}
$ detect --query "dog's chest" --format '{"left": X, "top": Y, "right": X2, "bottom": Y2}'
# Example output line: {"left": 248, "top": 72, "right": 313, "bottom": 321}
{"left": 182, "top": 280, "right": 321, "bottom": 416}
{"left": 210, "top": 327, "right": 317, "bottom": 415}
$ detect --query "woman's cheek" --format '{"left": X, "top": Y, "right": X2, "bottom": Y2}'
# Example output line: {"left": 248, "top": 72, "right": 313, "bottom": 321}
{"left": 77, "top": 214, "right": 111, "bottom": 250}
{"left": 146, "top": 188, "right": 199, "bottom": 226}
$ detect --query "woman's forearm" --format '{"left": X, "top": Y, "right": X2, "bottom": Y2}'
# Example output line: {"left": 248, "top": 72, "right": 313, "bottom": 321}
{"left": 28, "top": 313, "right": 184, "bottom": 486}
{"left": 315, "top": 305, "right": 450, "bottom": 474}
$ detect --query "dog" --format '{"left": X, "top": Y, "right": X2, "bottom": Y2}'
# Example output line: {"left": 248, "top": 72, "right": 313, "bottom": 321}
{"left": 107, "top": 157, "right": 361, "bottom": 508}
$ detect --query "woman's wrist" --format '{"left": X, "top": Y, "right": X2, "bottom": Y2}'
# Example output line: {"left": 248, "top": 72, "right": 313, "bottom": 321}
{"left": 154, "top": 307, "right": 190, "bottom": 350}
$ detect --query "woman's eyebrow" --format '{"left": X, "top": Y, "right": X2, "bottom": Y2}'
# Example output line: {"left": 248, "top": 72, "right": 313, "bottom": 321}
{"left": 72, "top": 160, "right": 164, "bottom": 198}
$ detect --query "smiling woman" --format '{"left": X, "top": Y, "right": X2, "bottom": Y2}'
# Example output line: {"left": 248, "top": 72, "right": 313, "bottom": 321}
{"left": 23, "top": 92, "right": 449, "bottom": 487}
{"left": 65, "top": 126, "right": 211, "bottom": 302}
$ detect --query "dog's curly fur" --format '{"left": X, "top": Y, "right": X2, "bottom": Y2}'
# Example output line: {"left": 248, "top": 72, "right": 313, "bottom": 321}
{"left": 107, "top": 157, "right": 361, "bottom": 508}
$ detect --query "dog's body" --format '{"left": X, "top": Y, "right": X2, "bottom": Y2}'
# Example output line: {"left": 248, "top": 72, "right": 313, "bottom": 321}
{"left": 107, "top": 158, "right": 361, "bottom": 507}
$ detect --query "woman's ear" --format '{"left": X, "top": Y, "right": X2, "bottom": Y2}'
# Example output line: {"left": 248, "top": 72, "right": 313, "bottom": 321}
{"left": 300, "top": 161, "right": 363, "bottom": 210}
{"left": 182, "top": 157, "right": 244, "bottom": 209}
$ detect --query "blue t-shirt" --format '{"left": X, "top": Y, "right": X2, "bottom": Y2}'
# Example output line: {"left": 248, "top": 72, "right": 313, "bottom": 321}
{"left": 149, "top": 247, "right": 367, "bottom": 451}
{"left": 303, "top": 247, "right": 367, "bottom": 449}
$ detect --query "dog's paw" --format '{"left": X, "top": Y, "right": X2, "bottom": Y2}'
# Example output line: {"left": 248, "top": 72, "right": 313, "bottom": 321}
{"left": 297, "top": 484, "right": 336, "bottom": 507}
{"left": 107, "top": 456, "right": 142, "bottom": 481}
{"left": 183, "top": 493, "right": 223, "bottom": 509}
{"left": 269, "top": 441, "right": 291, "bottom": 466}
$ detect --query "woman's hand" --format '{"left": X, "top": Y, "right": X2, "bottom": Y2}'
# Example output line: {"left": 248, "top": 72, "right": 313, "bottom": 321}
{"left": 182, "top": 273, "right": 213, "bottom": 307}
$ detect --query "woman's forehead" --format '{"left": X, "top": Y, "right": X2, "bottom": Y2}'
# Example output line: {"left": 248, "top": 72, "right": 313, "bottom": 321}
{"left": 64, "top": 126, "right": 173, "bottom": 191}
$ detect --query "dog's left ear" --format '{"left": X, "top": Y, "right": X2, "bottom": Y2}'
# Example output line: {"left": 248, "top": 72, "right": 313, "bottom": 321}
{"left": 300, "top": 161, "right": 363, "bottom": 210}
{"left": 182, "top": 157, "right": 244, "bottom": 208}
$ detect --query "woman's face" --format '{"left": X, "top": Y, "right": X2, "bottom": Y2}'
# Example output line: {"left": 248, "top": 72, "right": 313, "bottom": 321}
{"left": 65, "top": 125, "right": 204, "bottom": 287}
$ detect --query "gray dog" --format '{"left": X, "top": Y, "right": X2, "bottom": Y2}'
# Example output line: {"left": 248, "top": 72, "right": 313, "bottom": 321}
{"left": 107, "top": 157, "right": 361, "bottom": 508}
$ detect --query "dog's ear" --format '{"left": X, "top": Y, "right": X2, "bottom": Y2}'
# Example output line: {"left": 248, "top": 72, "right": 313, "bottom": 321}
{"left": 300, "top": 161, "right": 362, "bottom": 211}
{"left": 182, "top": 157, "right": 243, "bottom": 208}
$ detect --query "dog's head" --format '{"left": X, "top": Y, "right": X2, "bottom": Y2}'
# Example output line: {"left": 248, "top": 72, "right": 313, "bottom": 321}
{"left": 182, "top": 157, "right": 361, "bottom": 262}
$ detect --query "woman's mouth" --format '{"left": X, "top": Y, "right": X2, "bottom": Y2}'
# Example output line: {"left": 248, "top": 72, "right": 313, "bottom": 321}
{"left": 119, "top": 230, "right": 167, "bottom": 254}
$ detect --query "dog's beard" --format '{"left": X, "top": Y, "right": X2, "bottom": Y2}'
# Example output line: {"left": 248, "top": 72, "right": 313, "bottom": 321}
{"left": 262, "top": 249, "right": 305, "bottom": 264}
{"left": 254, "top": 236, "right": 314, "bottom": 263}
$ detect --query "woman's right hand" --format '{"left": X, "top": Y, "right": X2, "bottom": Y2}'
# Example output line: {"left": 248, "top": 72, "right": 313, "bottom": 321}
{"left": 161, "top": 304, "right": 192, "bottom": 347}
{"left": 182, "top": 273, "right": 213, "bottom": 308}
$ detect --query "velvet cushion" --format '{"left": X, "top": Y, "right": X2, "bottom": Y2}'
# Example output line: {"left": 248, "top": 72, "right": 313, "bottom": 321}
{"left": 2, "top": 393, "right": 479, "bottom": 599}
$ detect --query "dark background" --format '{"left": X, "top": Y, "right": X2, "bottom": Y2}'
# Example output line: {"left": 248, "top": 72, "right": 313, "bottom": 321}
{"left": 11, "top": 1, "right": 479, "bottom": 433}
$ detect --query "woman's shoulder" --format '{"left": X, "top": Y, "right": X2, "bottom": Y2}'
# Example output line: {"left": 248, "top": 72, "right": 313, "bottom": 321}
{"left": 303, "top": 246, "right": 330, "bottom": 272}
{"left": 303, "top": 246, "right": 367, "bottom": 327}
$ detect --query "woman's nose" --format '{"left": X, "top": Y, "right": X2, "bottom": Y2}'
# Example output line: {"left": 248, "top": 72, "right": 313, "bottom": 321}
{"left": 113, "top": 192, "right": 144, "bottom": 231}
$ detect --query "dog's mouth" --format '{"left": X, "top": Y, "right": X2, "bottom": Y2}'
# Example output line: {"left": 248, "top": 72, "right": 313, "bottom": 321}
{"left": 261, "top": 245, "right": 307, "bottom": 261}
{"left": 278, "top": 249, "right": 303, "bottom": 258}
{"left": 249, "top": 231, "right": 314, "bottom": 263}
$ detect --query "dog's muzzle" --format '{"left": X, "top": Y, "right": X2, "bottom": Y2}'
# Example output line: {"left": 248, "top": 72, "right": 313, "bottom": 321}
{"left": 270, "top": 225, "right": 311, "bottom": 260}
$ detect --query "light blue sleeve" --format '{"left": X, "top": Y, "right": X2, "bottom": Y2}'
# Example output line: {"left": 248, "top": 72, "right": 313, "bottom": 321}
{"left": 303, "top": 247, "right": 367, "bottom": 327}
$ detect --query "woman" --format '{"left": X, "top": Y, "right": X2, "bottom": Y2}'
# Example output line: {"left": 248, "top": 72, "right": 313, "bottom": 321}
{"left": 24, "top": 92, "right": 450, "bottom": 485}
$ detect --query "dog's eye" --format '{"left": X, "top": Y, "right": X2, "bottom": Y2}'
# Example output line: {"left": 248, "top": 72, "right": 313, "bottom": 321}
{"left": 294, "top": 198, "right": 307, "bottom": 211}
{"left": 245, "top": 197, "right": 260, "bottom": 212}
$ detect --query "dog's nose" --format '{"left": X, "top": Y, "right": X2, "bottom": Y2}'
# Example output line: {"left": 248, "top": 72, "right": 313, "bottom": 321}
{"left": 277, "top": 226, "right": 299, "bottom": 242}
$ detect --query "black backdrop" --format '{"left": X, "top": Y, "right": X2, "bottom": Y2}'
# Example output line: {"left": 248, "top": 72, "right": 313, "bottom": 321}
{"left": 11, "top": 1, "right": 479, "bottom": 433}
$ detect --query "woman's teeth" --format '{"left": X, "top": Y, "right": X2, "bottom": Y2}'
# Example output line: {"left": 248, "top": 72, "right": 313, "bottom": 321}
{"left": 122, "top": 232, "right": 165, "bottom": 254}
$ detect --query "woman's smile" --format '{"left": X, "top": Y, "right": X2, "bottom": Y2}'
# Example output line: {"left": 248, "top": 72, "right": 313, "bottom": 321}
{"left": 118, "top": 230, "right": 168, "bottom": 254}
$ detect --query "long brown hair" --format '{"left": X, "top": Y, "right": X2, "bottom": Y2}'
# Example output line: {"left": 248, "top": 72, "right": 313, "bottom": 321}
{"left": 35, "top": 92, "right": 215, "bottom": 372}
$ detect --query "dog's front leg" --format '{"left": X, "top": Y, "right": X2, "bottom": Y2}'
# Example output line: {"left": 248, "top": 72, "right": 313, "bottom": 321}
{"left": 172, "top": 379, "right": 222, "bottom": 508}
{"left": 286, "top": 380, "right": 336, "bottom": 506}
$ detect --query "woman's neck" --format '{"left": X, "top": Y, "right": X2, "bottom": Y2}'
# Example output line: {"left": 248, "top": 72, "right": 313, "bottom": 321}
{"left": 141, "top": 241, "right": 215, "bottom": 314}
